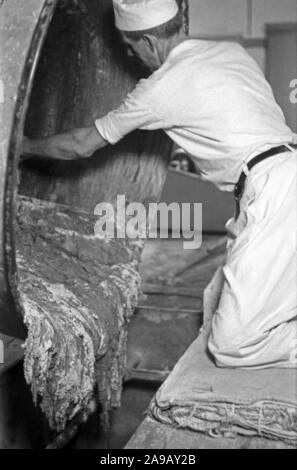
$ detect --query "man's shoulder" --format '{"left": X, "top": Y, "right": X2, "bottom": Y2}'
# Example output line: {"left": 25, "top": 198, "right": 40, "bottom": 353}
{"left": 177, "top": 38, "right": 248, "bottom": 57}
{"left": 129, "top": 39, "right": 253, "bottom": 106}
{"left": 160, "top": 39, "right": 248, "bottom": 72}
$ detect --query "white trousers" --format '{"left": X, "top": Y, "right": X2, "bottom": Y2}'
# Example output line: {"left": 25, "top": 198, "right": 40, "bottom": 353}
{"left": 208, "top": 150, "right": 297, "bottom": 369}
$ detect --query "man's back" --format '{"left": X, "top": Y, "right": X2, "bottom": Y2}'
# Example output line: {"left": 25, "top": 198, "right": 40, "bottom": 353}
{"left": 96, "top": 39, "right": 295, "bottom": 190}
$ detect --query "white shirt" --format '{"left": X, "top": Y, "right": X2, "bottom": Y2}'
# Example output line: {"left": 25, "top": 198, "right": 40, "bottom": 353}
{"left": 95, "top": 39, "right": 296, "bottom": 191}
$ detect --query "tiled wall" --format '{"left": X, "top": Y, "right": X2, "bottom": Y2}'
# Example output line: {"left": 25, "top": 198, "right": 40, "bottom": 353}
{"left": 252, "top": 0, "right": 297, "bottom": 37}
{"left": 189, "top": 0, "right": 297, "bottom": 70}
{"left": 189, "top": 0, "right": 249, "bottom": 36}
{"left": 189, "top": 0, "right": 297, "bottom": 37}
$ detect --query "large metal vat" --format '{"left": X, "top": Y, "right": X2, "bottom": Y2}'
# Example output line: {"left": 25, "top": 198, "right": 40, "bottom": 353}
{"left": 0, "top": 0, "right": 179, "bottom": 339}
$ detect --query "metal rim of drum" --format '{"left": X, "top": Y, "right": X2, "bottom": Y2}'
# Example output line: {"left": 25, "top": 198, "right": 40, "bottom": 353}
{"left": 4, "top": 0, "right": 59, "bottom": 338}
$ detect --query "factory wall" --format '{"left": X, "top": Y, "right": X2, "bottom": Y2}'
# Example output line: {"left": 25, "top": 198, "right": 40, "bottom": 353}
{"left": 189, "top": 0, "right": 297, "bottom": 70}
{"left": 189, "top": 0, "right": 297, "bottom": 37}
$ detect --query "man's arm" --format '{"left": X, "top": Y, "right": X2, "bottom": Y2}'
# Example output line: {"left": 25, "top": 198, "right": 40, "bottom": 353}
{"left": 21, "top": 75, "right": 164, "bottom": 161}
{"left": 21, "top": 126, "right": 108, "bottom": 161}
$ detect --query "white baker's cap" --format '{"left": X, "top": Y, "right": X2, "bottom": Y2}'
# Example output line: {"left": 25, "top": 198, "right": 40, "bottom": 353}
{"left": 113, "top": 0, "right": 179, "bottom": 32}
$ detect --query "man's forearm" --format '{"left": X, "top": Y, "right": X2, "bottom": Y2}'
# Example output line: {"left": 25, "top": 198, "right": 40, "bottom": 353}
{"left": 22, "top": 126, "right": 108, "bottom": 161}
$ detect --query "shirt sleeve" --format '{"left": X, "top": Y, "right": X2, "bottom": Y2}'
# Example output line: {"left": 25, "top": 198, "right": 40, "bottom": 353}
{"left": 94, "top": 77, "right": 166, "bottom": 145}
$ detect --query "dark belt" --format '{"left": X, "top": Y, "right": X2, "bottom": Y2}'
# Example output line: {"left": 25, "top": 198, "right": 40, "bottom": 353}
{"left": 234, "top": 144, "right": 297, "bottom": 218}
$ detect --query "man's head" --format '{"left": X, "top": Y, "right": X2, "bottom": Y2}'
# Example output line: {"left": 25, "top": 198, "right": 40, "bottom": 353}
{"left": 113, "top": 0, "right": 185, "bottom": 71}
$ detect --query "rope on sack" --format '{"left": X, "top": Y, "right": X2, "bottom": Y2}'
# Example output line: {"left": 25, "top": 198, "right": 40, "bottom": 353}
{"left": 257, "top": 403, "right": 264, "bottom": 438}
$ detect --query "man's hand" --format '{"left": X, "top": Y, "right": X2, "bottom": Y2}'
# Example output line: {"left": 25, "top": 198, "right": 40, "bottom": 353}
{"left": 21, "top": 126, "right": 108, "bottom": 161}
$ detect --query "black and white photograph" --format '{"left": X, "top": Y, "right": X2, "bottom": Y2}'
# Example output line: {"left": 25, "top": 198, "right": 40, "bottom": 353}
{"left": 0, "top": 0, "right": 297, "bottom": 451}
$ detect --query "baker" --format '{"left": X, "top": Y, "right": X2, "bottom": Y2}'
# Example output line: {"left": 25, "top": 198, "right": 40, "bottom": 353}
{"left": 22, "top": 0, "right": 297, "bottom": 369}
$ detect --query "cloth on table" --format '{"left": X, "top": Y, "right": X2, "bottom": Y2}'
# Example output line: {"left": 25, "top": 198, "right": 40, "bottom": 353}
{"left": 150, "top": 317, "right": 297, "bottom": 443}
